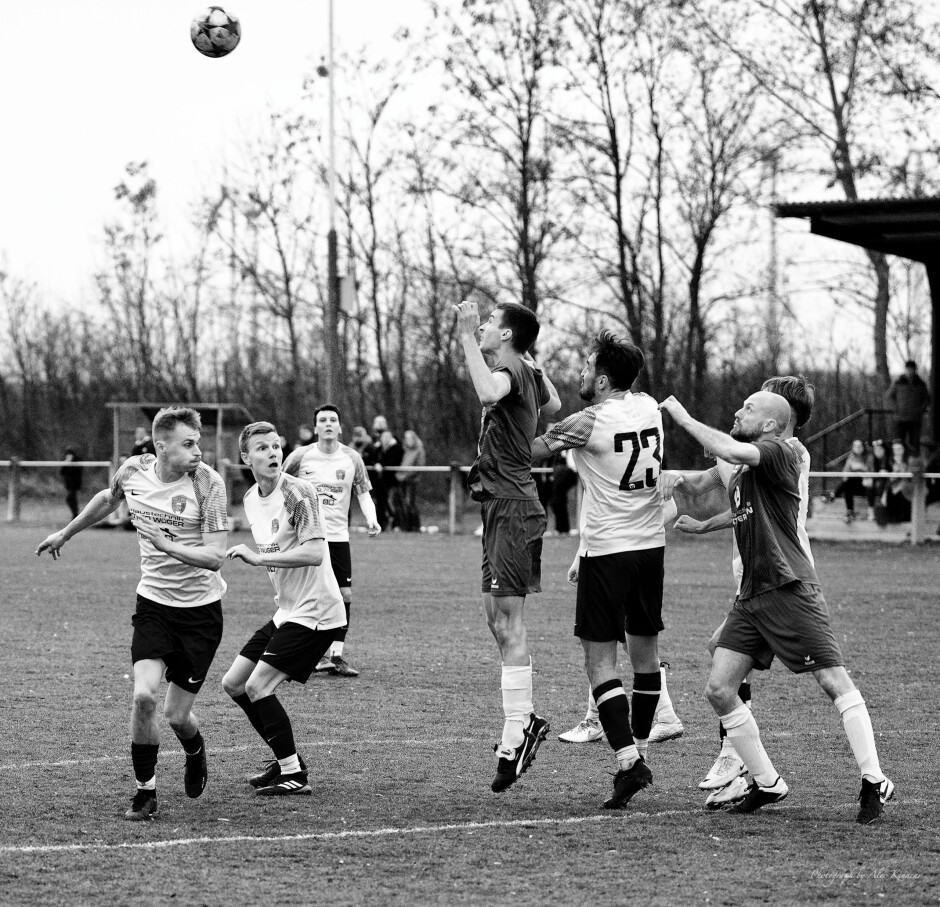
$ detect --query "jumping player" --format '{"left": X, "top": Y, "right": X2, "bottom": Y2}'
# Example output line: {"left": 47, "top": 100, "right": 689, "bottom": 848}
{"left": 221, "top": 422, "right": 346, "bottom": 795}
{"left": 37, "top": 406, "right": 228, "bottom": 821}
{"left": 454, "top": 298, "right": 561, "bottom": 793}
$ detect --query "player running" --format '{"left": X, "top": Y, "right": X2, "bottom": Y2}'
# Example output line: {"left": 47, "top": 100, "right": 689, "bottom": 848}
{"left": 533, "top": 330, "right": 669, "bottom": 809}
{"left": 221, "top": 422, "right": 347, "bottom": 795}
{"left": 283, "top": 403, "right": 381, "bottom": 677}
{"left": 454, "top": 298, "right": 561, "bottom": 793}
{"left": 37, "top": 406, "right": 228, "bottom": 821}
{"left": 660, "top": 391, "right": 894, "bottom": 823}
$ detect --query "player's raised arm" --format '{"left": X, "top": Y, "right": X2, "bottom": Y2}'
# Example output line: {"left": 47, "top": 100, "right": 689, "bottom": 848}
{"left": 36, "top": 487, "right": 122, "bottom": 560}
{"left": 453, "top": 300, "right": 512, "bottom": 405}
{"left": 658, "top": 396, "right": 761, "bottom": 466}
{"left": 226, "top": 537, "right": 326, "bottom": 569}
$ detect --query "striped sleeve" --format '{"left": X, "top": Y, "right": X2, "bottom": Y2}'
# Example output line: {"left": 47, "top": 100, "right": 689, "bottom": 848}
{"left": 349, "top": 449, "right": 372, "bottom": 495}
{"left": 283, "top": 476, "right": 324, "bottom": 544}
{"left": 109, "top": 454, "right": 152, "bottom": 500}
{"left": 192, "top": 464, "right": 229, "bottom": 532}
{"left": 537, "top": 406, "right": 598, "bottom": 453}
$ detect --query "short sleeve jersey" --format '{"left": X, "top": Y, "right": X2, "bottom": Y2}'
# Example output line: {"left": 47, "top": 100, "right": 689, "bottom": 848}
{"left": 728, "top": 439, "right": 819, "bottom": 599}
{"left": 716, "top": 438, "right": 814, "bottom": 592}
{"left": 283, "top": 442, "right": 371, "bottom": 542}
{"left": 110, "top": 455, "right": 228, "bottom": 607}
{"left": 242, "top": 473, "right": 346, "bottom": 631}
{"left": 539, "top": 392, "right": 665, "bottom": 556}
{"left": 467, "top": 354, "right": 550, "bottom": 501}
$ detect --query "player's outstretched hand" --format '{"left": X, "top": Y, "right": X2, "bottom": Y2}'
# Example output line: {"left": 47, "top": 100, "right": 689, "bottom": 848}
{"left": 36, "top": 531, "right": 68, "bottom": 560}
{"left": 659, "top": 470, "right": 685, "bottom": 501}
{"left": 658, "top": 395, "right": 689, "bottom": 425}
{"left": 226, "top": 544, "right": 261, "bottom": 566}
{"left": 452, "top": 299, "right": 480, "bottom": 335}
{"left": 674, "top": 515, "right": 705, "bottom": 534}
{"left": 366, "top": 520, "right": 381, "bottom": 538}
{"left": 132, "top": 515, "right": 171, "bottom": 551}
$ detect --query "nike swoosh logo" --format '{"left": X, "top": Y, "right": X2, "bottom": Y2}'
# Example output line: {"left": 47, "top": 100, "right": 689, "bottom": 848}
{"left": 129, "top": 490, "right": 142, "bottom": 496}
{"left": 188, "top": 676, "right": 203, "bottom": 684}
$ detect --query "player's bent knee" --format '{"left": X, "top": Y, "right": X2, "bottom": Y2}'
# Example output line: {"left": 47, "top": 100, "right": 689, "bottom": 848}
{"left": 132, "top": 688, "right": 159, "bottom": 715}
{"left": 704, "top": 679, "right": 734, "bottom": 711}
{"left": 221, "top": 673, "right": 243, "bottom": 698}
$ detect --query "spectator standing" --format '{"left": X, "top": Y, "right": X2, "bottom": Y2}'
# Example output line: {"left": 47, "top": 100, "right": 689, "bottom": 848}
{"left": 369, "top": 416, "right": 403, "bottom": 530}
{"left": 550, "top": 448, "right": 579, "bottom": 535}
{"left": 131, "top": 427, "right": 156, "bottom": 457}
{"left": 888, "top": 361, "right": 930, "bottom": 456}
{"left": 350, "top": 426, "right": 372, "bottom": 460}
{"left": 61, "top": 448, "right": 83, "bottom": 518}
{"left": 396, "top": 430, "right": 426, "bottom": 532}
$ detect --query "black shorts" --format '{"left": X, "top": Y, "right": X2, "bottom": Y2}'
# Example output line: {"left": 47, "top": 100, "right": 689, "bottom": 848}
{"left": 575, "top": 547, "right": 665, "bottom": 642}
{"left": 717, "top": 581, "right": 844, "bottom": 674}
{"left": 328, "top": 541, "right": 352, "bottom": 588}
{"left": 708, "top": 616, "right": 774, "bottom": 671}
{"left": 131, "top": 595, "right": 223, "bottom": 694}
{"left": 239, "top": 619, "right": 339, "bottom": 684}
{"left": 480, "top": 498, "right": 546, "bottom": 597}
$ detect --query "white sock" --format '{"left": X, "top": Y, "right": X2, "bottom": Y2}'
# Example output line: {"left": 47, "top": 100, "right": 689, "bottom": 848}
{"left": 278, "top": 754, "right": 301, "bottom": 775}
{"left": 634, "top": 738, "right": 649, "bottom": 761}
{"left": 720, "top": 704, "right": 778, "bottom": 787}
{"left": 586, "top": 687, "right": 598, "bottom": 722}
{"left": 615, "top": 744, "right": 639, "bottom": 771}
{"left": 136, "top": 776, "right": 156, "bottom": 791}
{"left": 719, "top": 736, "right": 738, "bottom": 759}
{"left": 501, "top": 661, "right": 533, "bottom": 750}
{"left": 655, "top": 666, "right": 677, "bottom": 722}
{"left": 333, "top": 640, "right": 344, "bottom": 657}
{"left": 835, "top": 690, "right": 885, "bottom": 784}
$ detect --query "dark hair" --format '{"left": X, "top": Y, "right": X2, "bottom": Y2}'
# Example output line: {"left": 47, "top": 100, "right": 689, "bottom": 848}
{"left": 496, "top": 302, "right": 540, "bottom": 353}
{"left": 239, "top": 421, "right": 278, "bottom": 455}
{"left": 760, "top": 375, "right": 815, "bottom": 430}
{"left": 905, "top": 360, "right": 917, "bottom": 369}
{"left": 314, "top": 403, "right": 342, "bottom": 425}
{"left": 592, "top": 329, "right": 644, "bottom": 391}
{"left": 152, "top": 406, "right": 201, "bottom": 440}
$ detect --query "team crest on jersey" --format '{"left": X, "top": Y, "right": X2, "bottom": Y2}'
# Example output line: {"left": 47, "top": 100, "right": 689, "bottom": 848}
{"left": 271, "top": 518, "right": 280, "bottom": 535}
{"left": 733, "top": 486, "right": 741, "bottom": 509}
{"left": 171, "top": 495, "right": 187, "bottom": 514}
{"left": 336, "top": 469, "right": 346, "bottom": 480}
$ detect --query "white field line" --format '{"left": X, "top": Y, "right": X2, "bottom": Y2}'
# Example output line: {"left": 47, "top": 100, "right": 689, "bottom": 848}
{"left": 2, "top": 800, "right": 915, "bottom": 856}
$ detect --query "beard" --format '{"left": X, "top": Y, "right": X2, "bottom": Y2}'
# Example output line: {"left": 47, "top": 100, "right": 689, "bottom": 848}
{"left": 730, "top": 423, "right": 761, "bottom": 442}
{"left": 579, "top": 382, "right": 596, "bottom": 402}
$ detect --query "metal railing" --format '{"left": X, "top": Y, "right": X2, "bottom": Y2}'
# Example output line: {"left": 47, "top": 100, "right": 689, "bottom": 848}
{"left": 3, "top": 458, "right": 938, "bottom": 544}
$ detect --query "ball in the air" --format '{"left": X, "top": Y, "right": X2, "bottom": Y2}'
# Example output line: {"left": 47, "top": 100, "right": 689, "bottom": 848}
{"left": 191, "top": 6, "right": 241, "bottom": 58}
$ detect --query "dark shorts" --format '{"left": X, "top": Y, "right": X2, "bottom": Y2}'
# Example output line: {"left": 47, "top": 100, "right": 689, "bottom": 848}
{"left": 480, "top": 498, "right": 546, "bottom": 597}
{"left": 708, "top": 616, "right": 774, "bottom": 671}
{"left": 328, "top": 541, "right": 352, "bottom": 588}
{"left": 131, "top": 595, "right": 223, "bottom": 694}
{"left": 239, "top": 619, "right": 339, "bottom": 684}
{"left": 717, "top": 581, "right": 844, "bottom": 674}
{"left": 575, "top": 547, "right": 665, "bottom": 642}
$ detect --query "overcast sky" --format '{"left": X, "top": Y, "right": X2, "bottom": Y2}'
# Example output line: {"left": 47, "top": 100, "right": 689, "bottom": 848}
{"left": 0, "top": 0, "right": 427, "bottom": 304}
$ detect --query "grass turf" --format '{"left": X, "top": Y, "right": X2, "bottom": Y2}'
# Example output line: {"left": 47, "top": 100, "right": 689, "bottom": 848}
{"left": 1, "top": 520, "right": 939, "bottom": 906}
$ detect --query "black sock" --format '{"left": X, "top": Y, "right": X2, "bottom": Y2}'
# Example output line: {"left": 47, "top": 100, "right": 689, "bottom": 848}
{"left": 253, "top": 695, "right": 297, "bottom": 762}
{"left": 131, "top": 742, "right": 159, "bottom": 785}
{"left": 719, "top": 721, "right": 727, "bottom": 741}
{"left": 233, "top": 692, "right": 269, "bottom": 742}
{"left": 738, "top": 682, "right": 752, "bottom": 706}
{"left": 631, "top": 671, "right": 661, "bottom": 740}
{"left": 593, "top": 679, "right": 633, "bottom": 751}
{"left": 176, "top": 729, "right": 203, "bottom": 757}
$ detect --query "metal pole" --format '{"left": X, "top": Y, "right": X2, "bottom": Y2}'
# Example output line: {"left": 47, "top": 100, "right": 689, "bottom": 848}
{"left": 449, "top": 463, "right": 460, "bottom": 535}
{"left": 324, "top": 0, "right": 341, "bottom": 405}
{"left": 6, "top": 458, "right": 21, "bottom": 523}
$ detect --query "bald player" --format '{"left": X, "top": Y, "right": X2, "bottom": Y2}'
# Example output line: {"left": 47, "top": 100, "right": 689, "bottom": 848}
{"left": 659, "top": 391, "right": 894, "bottom": 824}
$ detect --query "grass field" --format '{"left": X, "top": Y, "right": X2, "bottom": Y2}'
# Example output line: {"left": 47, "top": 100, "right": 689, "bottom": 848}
{"left": 1, "top": 518, "right": 939, "bottom": 906}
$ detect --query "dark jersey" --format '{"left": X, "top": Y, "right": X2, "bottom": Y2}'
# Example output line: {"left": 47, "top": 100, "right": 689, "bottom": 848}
{"left": 467, "top": 354, "right": 550, "bottom": 501}
{"left": 729, "top": 439, "right": 819, "bottom": 599}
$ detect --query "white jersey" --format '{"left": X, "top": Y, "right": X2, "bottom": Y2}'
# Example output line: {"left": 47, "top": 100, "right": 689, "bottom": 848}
{"left": 540, "top": 392, "right": 666, "bottom": 556}
{"left": 110, "top": 455, "right": 228, "bottom": 607}
{"left": 283, "top": 443, "right": 371, "bottom": 543}
{"left": 716, "top": 436, "right": 814, "bottom": 592}
{"left": 243, "top": 472, "right": 346, "bottom": 631}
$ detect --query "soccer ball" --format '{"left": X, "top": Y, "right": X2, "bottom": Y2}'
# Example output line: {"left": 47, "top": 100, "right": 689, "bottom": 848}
{"left": 190, "top": 6, "right": 241, "bottom": 58}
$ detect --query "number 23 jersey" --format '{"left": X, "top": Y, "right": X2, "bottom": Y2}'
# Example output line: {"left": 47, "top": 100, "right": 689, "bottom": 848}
{"left": 541, "top": 392, "right": 665, "bottom": 556}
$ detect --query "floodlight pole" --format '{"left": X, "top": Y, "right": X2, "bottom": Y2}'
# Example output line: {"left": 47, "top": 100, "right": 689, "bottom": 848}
{"left": 324, "top": 0, "right": 341, "bottom": 407}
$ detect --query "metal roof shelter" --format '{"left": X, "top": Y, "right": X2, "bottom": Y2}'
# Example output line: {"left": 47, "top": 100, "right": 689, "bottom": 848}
{"left": 105, "top": 402, "right": 254, "bottom": 469}
{"left": 775, "top": 196, "right": 940, "bottom": 447}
